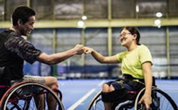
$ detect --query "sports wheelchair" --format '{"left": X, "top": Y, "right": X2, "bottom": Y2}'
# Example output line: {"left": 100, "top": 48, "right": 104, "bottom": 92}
{"left": 0, "top": 81, "right": 64, "bottom": 110}
{"left": 87, "top": 86, "right": 178, "bottom": 110}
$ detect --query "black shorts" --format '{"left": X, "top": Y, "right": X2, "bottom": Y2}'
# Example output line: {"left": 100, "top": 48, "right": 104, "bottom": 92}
{"left": 105, "top": 74, "right": 145, "bottom": 92}
{"left": 102, "top": 78, "right": 145, "bottom": 103}
{"left": 105, "top": 80, "right": 134, "bottom": 91}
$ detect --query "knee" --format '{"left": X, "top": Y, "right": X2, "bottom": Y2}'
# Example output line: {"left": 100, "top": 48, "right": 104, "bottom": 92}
{"left": 109, "top": 85, "right": 115, "bottom": 92}
{"left": 102, "top": 83, "right": 115, "bottom": 93}
{"left": 102, "top": 83, "right": 110, "bottom": 92}
{"left": 45, "top": 77, "right": 58, "bottom": 89}
{"left": 52, "top": 77, "right": 58, "bottom": 84}
{"left": 51, "top": 77, "right": 58, "bottom": 89}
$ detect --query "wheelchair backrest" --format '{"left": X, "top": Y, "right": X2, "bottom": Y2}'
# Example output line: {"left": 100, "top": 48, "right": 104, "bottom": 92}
{"left": 0, "top": 67, "right": 5, "bottom": 79}
{"left": 0, "top": 85, "right": 8, "bottom": 100}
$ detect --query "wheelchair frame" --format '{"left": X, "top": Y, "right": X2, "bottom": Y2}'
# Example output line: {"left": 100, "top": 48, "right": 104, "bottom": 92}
{"left": 87, "top": 86, "right": 178, "bottom": 110}
{"left": 134, "top": 86, "right": 177, "bottom": 110}
{"left": 0, "top": 81, "right": 65, "bottom": 110}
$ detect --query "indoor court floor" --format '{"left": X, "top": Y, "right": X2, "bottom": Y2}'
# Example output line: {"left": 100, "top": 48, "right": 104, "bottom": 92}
{"left": 58, "top": 79, "right": 178, "bottom": 110}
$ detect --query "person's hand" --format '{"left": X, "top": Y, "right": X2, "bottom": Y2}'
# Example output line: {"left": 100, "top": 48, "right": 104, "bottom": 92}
{"left": 83, "top": 47, "right": 93, "bottom": 54}
{"left": 73, "top": 44, "right": 84, "bottom": 55}
{"left": 139, "top": 93, "right": 152, "bottom": 110}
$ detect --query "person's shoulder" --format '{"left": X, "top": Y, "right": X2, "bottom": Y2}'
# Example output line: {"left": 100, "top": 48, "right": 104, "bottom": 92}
{"left": 1, "top": 29, "right": 13, "bottom": 33}
{"left": 9, "top": 30, "right": 20, "bottom": 37}
{"left": 5, "top": 31, "right": 24, "bottom": 45}
{"left": 0, "top": 29, "right": 20, "bottom": 39}
{"left": 138, "top": 44, "right": 148, "bottom": 49}
{"left": 0, "top": 29, "right": 18, "bottom": 41}
{"left": 116, "top": 51, "right": 127, "bottom": 56}
{"left": 137, "top": 44, "right": 151, "bottom": 54}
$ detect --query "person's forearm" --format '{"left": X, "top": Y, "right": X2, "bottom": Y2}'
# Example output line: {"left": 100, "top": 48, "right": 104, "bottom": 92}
{"left": 144, "top": 72, "right": 152, "bottom": 95}
{"left": 91, "top": 50, "right": 106, "bottom": 63}
{"left": 38, "top": 48, "right": 77, "bottom": 65}
{"left": 51, "top": 48, "right": 77, "bottom": 63}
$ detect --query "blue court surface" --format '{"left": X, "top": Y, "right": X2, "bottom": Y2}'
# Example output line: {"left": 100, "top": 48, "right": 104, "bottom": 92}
{"left": 58, "top": 79, "right": 178, "bottom": 110}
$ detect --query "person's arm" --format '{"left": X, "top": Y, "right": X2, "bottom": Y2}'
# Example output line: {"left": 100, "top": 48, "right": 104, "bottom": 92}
{"left": 84, "top": 47, "right": 119, "bottom": 63}
{"left": 139, "top": 61, "right": 152, "bottom": 110}
{"left": 37, "top": 44, "right": 84, "bottom": 65}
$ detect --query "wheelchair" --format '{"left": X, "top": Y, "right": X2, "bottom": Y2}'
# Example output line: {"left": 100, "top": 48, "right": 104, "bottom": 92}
{"left": 87, "top": 86, "right": 178, "bottom": 110}
{"left": 0, "top": 81, "right": 65, "bottom": 110}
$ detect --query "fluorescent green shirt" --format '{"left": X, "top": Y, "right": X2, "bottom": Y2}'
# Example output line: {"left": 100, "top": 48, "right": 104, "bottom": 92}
{"left": 116, "top": 45, "right": 152, "bottom": 79}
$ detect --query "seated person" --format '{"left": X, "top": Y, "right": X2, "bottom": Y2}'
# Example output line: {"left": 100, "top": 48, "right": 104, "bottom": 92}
{"left": 0, "top": 6, "right": 84, "bottom": 109}
{"left": 84, "top": 26, "right": 153, "bottom": 110}
{"left": 0, "top": 5, "right": 84, "bottom": 89}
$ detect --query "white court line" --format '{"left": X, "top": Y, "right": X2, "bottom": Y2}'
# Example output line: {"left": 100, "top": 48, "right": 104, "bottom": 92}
{"left": 97, "top": 80, "right": 105, "bottom": 86}
{"left": 67, "top": 89, "right": 96, "bottom": 110}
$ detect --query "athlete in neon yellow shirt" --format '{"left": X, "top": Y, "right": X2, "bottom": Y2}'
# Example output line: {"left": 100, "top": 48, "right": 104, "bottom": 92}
{"left": 116, "top": 44, "right": 152, "bottom": 79}
{"left": 84, "top": 27, "right": 153, "bottom": 110}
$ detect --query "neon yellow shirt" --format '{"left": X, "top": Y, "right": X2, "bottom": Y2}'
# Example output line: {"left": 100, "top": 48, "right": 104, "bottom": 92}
{"left": 116, "top": 45, "right": 152, "bottom": 79}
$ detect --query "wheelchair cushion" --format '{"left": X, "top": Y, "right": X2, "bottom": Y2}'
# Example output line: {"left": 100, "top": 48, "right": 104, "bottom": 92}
{"left": 101, "top": 88, "right": 137, "bottom": 103}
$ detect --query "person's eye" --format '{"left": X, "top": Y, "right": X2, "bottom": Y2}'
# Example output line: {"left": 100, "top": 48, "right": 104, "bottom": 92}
{"left": 120, "top": 33, "right": 126, "bottom": 37}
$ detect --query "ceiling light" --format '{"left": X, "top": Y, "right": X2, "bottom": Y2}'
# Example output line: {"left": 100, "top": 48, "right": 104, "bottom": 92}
{"left": 156, "top": 12, "right": 162, "bottom": 18}
{"left": 77, "top": 20, "right": 84, "bottom": 28}
{"left": 154, "top": 19, "right": 161, "bottom": 25}
{"left": 136, "top": 5, "right": 139, "bottom": 12}
{"left": 82, "top": 16, "right": 87, "bottom": 20}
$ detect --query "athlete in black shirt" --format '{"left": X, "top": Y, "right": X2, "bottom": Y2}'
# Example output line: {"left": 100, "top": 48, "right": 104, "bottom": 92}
{"left": 0, "top": 6, "right": 84, "bottom": 92}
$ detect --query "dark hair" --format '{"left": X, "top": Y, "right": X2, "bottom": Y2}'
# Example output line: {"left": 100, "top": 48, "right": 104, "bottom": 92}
{"left": 12, "top": 6, "right": 36, "bottom": 26}
{"left": 121, "top": 26, "right": 141, "bottom": 45}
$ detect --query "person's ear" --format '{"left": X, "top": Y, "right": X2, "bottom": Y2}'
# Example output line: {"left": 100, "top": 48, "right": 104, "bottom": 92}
{"left": 17, "top": 19, "right": 23, "bottom": 26}
{"left": 133, "top": 34, "right": 137, "bottom": 40}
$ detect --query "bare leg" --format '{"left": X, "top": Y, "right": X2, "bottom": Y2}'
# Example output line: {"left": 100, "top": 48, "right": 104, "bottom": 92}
{"left": 44, "top": 77, "right": 59, "bottom": 110}
{"left": 34, "top": 94, "right": 45, "bottom": 110}
{"left": 47, "top": 93, "right": 57, "bottom": 110}
{"left": 102, "top": 83, "right": 116, "bottom": 110}
{"left": 102, "top": 84, "right": 114, "bottom": 110}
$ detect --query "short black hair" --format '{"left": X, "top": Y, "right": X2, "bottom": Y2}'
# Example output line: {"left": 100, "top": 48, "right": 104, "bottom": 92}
{"left": 121, "top": 26, "right": 141, "bottom": 45}
{"left": 12, "top": 6, "right": 36, "bottom": 26}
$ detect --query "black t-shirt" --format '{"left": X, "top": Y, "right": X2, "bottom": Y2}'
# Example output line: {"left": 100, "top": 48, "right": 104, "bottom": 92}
{"left": 0, "top": 29, "right": 42, "bottom": 81}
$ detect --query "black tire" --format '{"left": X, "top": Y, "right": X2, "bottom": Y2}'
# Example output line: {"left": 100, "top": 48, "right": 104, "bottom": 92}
{"left": 134, "top": 87, "right": 178, "bottom": 110}
{"left": 0, "top": 82, "right": 64, "bottom": 110}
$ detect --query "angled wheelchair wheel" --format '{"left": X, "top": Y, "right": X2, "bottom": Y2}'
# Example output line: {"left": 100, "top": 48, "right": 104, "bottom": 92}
{"left": 0, "top": 82, "right": 64, "bottom": 110}
{"left": 87, "top": 90, "right": 135, "bottom": 110}
{"left": 134, "top": 87, "right": 178, "bottom": 110}
{"left": 87, "top": 90, "right": 104, "bottom": 110}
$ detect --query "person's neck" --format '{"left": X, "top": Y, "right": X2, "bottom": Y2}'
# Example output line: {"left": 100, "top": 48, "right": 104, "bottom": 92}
{"left": 10, "top": 26, "right": 21, "bottom": 35}
{"left": 127, "top": 43, "right": 138, "bottom": 52}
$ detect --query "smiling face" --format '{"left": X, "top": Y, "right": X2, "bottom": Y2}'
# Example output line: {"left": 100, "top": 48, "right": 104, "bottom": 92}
{"left": 19, "top": 16, "right": 35, "bottom": 36}
{"left": 12, "top": 6, "right": 36, "bottom": 36}
{"left": 119, "top": 28, "right": 137, "bottom": 47}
